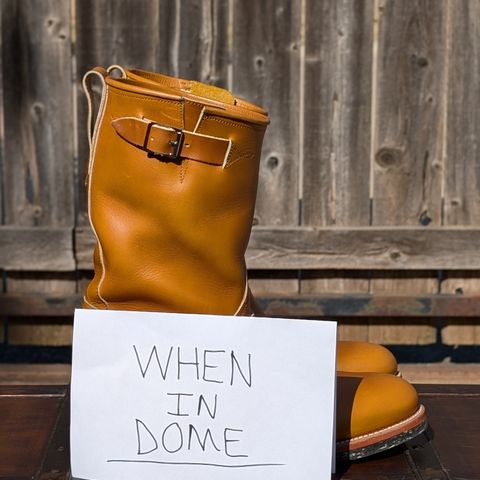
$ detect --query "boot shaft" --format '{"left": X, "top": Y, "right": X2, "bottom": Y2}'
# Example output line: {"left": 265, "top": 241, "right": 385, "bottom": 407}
{"left": 84, "top": 69, "right": 269, "bottom": 315}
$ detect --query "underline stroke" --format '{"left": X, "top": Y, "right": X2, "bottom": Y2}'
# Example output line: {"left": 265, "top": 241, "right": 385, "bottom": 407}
{"left": 107, "top": 459, "right": 286, "bottom": 468}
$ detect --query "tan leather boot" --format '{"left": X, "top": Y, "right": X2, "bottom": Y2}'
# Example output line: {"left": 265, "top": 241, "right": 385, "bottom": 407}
{"left": 83, "top": 67, "right": 267, "bottom": 315}
{"left": 82, "top": 67, "right": 426, "bottom": 460}
{"left": 105, "top": 65, "right": 399, "bottom": 378}
{"left": 336, "top": 372, "right": 427, "bottom": 460}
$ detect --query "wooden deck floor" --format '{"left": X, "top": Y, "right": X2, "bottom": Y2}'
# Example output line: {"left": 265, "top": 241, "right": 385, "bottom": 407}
{"left": 0, "top": 384, "right": 479, "bottom": 479}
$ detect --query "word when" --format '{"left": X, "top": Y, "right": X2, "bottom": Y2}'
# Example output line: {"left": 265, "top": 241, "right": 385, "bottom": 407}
{"left": 133, "top": 346, "right": 253, "bottom": 386}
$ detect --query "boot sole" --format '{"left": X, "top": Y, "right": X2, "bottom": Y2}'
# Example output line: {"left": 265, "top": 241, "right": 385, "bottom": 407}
{"left": 336, "top": 404, "right": 427, "bottom": 461}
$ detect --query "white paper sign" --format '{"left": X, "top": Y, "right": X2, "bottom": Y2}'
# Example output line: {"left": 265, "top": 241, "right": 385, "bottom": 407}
{"left": 70, "top": 309, "right": 336, "bottom": 480}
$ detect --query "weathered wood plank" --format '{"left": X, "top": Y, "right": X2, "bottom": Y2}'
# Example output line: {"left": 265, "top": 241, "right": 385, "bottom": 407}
{"left": 3, "top": 225, "right": 480, "bottom": 272}
{"left": 7, "top": 317, "right": 72, "bottom": 347}
{"left": 174, "top": 0, "right": 229, "bottom": 85}
{"left": 259, "top": 294, "right": 480, "bottom": 319}
{"left": 248, "top": 226, "right": 480, "bottom": 270}
{"left": 0, "top": 364, "right": 71, "bottom": 385}
{"left": 300, "top": 0, "right": 373, "bottom": 340}
{"left": 232, "top": 0, "right": 301, "bottom": 227}
{"left": 442, "top": 2, "right": 480, "bottom": 348}
{"left": 3, "top": 292, "right": 480, "bottom": 318}
{"left": 399, "top": 363, "right": 480, "bottom": 385}
{"left": 370, "top": 0, "right": 447, "bottom": 344}
{"left": 75, "top": 225, "right": 480, "bottom": 270}
{"left": 0, "top": 293, "right": 81, "bottom": 317}
{"left": 0, "top": 227, "right": 74, "bottom": 271}
{"left": 76, "top": 0, "right": 164, "bottom": 71}
{"left": 0, "top": 4, "right": 4, "bottom": 223}
{"left": 1, "top": 0, "right": 74, "bottom": 227}
{"left": 444, "top": 0, "right": 480, "bottom": 226}
{"left": 372, "top": 0, "right": 445, "bottom": 226}
{"left": 302, "top": 0, "right": 372, "bottom": 227}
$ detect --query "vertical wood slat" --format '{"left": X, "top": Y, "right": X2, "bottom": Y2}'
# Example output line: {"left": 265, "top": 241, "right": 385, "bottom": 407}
{"left": 0, "top": 4, "right": 4, "bottom": 223}
{"left": 1, "top": 4, "right": 6, "bottom": 347}
{"left": 0, "top": 0, "right": 74, "bottom": 226}
{"left": 302, "top": 0, "right": 373, "bottom": 228}
{"left": 232, "top": 0, "right": 302, "bottom": 297}
{"left": 0, "top": 0, "right": 75, "bottom": 346}
{"left": 174, "top": 0, "right": 230, "bottom": 86}
{"left": 441, "top": 1, "right": 480, "bottom": 345}
{"left": 1, "top": 0, "right": 74, "bottom": 228}
{"left": 232, "top": 0, "right": 301, "bottom": 228}
{"left": 372, "top": 0, "right": 445, "bottom": 227}
{"left": 300, "top": 0, "right": 373, "bottom": 340}
{"left": 370, "top": 0, "right": 447, "bottom": 344}
{"left": 443, "top": 0, "right": 480, "bottom": 227}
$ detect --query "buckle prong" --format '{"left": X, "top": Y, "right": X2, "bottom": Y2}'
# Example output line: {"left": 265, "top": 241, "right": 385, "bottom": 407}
{"left": 165, "top": 129, "right": 184, "bottom": 159}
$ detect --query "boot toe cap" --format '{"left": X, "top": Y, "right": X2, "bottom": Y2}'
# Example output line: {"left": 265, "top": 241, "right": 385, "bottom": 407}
{"left": 337, "top": 373, "right": 420, "bottom": 441}
{"left": 337, "top": 341, "right": 398, "bottom": 374}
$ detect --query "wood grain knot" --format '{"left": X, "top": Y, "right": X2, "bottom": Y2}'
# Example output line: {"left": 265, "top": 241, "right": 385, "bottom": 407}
{"left": 266, "top": 156, "right": 280, "bottom": 170}
{"left": 389, "top": 250, "right": 402, "bottom": 261}
{"left": 254, "top": 56, "right": 265, "bottom": 70}
{"left": 419, "top": 211, "right": 432, "bottom": 226}
{"left": 32, "top": 206, "right": 43, "bottom": 218}
{"left": 375, "top": 148, "right": 402, "bottom": 168}
{"left": 45, "top": 17, "right": 67, "bottom": 40}
{"left": 31, "top": 102, "right": 44, "bottom": 118}
{"left": 411, "top": 54, "right": 429, "bottom": 68}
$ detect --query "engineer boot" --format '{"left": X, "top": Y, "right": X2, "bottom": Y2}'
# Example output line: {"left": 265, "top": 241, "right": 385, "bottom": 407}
{"left": 102, "top": 65, "right": 399, "bottom": 377}
{"left": 82, "top": 67, "right": 426, "bottom": 460}
{"left": 82, "top": 67, "right": 269, "bottom": 315}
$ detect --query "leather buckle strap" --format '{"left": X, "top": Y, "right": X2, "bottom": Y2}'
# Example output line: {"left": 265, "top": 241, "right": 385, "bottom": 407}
{"left": 144, "top": 123, "right": 184, "bottom": 160}
{"left": 111, "top": 117, "right": 232, "bottom": 167}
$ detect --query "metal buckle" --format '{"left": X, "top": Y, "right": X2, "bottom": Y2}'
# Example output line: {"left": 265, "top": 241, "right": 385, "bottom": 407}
{"left": 146, "top": 123, "right": 184, "bottom": 160}
{"left": 164, "top": 127, "right": 184, "bottom": 159}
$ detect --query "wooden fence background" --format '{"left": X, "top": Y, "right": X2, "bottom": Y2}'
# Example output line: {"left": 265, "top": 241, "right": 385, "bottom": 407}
{"left": 0, "top": 0, "right": 480, "bottom": 359}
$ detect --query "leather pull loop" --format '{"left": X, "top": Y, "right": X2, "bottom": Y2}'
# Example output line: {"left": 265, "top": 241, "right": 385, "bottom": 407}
{"left": 111, "top": 117, "right": 232, "bottom": 167}
{"left": 82, "top": 67, "right": 108, "bottom": 150}
{"left": 106, "top": 64, "right": 127, "bottom": 78}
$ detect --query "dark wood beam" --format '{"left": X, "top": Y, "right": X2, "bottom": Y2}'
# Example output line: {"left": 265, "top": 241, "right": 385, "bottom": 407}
{"left": 2, "top": 293, "right": 480, "bottom": 318}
